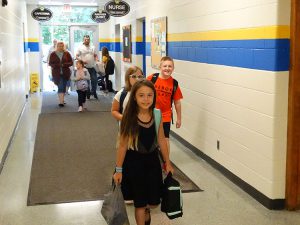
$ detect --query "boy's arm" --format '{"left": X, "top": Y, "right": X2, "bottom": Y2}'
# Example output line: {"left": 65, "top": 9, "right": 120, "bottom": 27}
{"left": 174, "top": 99, "right": 182, "bottom": 128}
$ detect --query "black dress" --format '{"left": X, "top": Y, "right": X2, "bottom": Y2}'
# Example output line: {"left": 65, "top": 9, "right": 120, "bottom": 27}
{"left": 121, "top": 119, "right": 163, "bottom": 208}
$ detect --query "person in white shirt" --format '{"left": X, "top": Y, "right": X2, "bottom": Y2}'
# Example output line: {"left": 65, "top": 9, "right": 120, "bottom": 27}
{"left": 47, "top": 39, "right": 57, "bottom": 65}
{"left": 75, "top": 35, "right": 98, "bottom": 100}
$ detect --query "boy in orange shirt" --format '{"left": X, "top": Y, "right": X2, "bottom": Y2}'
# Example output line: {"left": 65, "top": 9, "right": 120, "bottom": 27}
{"left": 147, "top": 56, "right": 183, "bottom": 154}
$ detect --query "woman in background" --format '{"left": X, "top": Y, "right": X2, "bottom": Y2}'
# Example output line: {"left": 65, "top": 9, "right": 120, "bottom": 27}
{"left": 49, "top": 41, "right": 73, "bottom": 107}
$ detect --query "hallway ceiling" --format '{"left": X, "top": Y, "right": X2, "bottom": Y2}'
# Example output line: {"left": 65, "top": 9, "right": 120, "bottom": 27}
{"left": 25, "top": 0, "right": 137, "bottom": 6}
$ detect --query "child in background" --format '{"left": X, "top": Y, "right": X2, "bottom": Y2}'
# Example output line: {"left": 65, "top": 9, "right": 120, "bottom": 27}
{"left": 113, "top": 79, "right": 174, "bottom": 225}
{"left": 147, "top": 56, "right": 183, "bottom": 154}
{"left": 74, "top": 60, "right": 90, "bottom": 112}
{"left": 111, "top": 66, "right": 144, "bottom": 121}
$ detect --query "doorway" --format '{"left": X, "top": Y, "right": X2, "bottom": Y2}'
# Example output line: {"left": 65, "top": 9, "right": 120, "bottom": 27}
{"left": 69, "top": 25, "right": 99, "bottom": 58}
{"left": 40, "top": 25, "right": 70, "bottom": 91}
{"left": 40, "top": 25, "right": 99, "bottom": 91}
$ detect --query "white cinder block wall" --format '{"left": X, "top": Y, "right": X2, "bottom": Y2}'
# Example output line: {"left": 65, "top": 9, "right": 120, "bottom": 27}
{"left": 0, "top": 0, "right": 28, "bottom": 166}
{"left": 113, "top": 0, "right": 290, "bottom": 200}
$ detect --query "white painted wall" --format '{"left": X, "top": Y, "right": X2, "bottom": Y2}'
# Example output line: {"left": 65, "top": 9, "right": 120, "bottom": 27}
{"left": 110, "top": 0, "right": 290, "bottom": 199}
{"left": 0, "top": 0, "right": 28, "bottom": 163}
{"left": 26, "top": 5, "right": 41, "bottom": 86}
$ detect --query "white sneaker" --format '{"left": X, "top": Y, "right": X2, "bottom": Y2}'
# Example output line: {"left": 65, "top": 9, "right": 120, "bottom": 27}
{"left": 78, "top": 106, "right": 83, "bottom": 112}
{"left": 124, "top": 200, "right": 134, "bottom": 204}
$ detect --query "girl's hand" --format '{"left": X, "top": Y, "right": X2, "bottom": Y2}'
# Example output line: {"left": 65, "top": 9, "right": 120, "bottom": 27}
{"left": 113, "top": 172, "right": 122, "bottom": 184}
{"left": 165, "top": 162, "right": 174, "bottom": 175}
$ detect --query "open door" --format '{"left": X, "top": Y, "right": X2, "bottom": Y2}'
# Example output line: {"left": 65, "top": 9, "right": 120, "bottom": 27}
{"left": 69, "top": 25, "right": 99, "bottom": 58}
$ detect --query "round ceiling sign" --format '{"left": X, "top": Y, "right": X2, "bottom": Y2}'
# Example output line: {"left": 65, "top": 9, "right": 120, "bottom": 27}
{"left": 104, "top": 0, "right": 130, "bottom": 17}
{"left": 31, "top": 7, "right": 53, "bottom": 22}
{"left": 91, "top": 10, "right": 110, "bottom": 23}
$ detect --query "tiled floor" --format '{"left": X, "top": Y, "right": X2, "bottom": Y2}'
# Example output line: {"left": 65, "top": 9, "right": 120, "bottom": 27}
{"left": 0, "top": 93, "right": 300, "bottom": 225}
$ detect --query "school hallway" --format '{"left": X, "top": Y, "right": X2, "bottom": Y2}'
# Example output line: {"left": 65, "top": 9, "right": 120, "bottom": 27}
{"left": 2, "top": 0, "right": 300, "bottom": 224}
{"left": 0, "top": 93, "right": 299, "bottom": 225}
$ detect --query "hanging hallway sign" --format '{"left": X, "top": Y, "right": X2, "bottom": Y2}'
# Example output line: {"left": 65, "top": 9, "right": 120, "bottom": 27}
{"left": 31, "top": 7, "right": 53, "bottom": 22}
{"left": 104, "top": 0, "right": 130, "bottom": 17}
{"left": 91, "top": 10, "right": 110, "bottom": 23}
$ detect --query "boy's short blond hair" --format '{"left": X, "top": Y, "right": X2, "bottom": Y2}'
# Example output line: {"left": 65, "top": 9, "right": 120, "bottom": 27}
{"left": 160, "top": 56, "right": 174, "bottom": 66}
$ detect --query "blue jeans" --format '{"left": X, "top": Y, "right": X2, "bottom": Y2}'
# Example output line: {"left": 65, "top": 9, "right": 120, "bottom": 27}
{"left": 87, "top": 67, "right": 97, "bottom": 96}
{"left": 57, "top": 76, "right": 67, "bottom": 93}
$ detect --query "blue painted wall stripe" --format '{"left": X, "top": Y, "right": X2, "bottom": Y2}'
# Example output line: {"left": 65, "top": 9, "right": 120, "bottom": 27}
{"left": 24, "top": 42, "right": 39, "bottom": 52}
{"left": 99, "top": 42, "right": 121, "bottom": 52}
{"left": 27, "top": 38, "right": 289, "bottom": 71}
{"left": 100, "top": 42, "right": 145, "bottom": 55}
{"left": 133, "top": 42, "right": 145, "bottom": 55}
{"left": 145, "top": 39, "right": 290, "bottom": 71}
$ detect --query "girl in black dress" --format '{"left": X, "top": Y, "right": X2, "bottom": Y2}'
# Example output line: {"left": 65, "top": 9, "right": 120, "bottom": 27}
{"left": 113, "top": 79, "right": 173, "bottom": 225}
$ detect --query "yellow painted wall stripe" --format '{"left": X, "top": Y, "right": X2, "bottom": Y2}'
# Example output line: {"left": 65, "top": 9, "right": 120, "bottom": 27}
{"left": 145, "top": 25, "right": 290, "bottom": 42}
{"left": 26, "top": 38, "right": 39, "bottom": 42}
{"left": 168, "top": 26, "right": 290, "bottom": 42}
{"left": 99, "top": 37, "right": 143, "bottom": 42}
{"left": 136, "top": 36, "right": 143, "bottom": 42}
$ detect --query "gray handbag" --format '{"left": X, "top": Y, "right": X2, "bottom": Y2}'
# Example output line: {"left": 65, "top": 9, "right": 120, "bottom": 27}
{"left": 76, "top": 79, "right": 88, "bottom": 91}
{"left": 101, "top": 183, "right": 130, "bottom": 225}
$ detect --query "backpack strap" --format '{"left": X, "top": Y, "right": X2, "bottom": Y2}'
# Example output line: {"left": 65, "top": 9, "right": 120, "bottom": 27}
{"left": 150, "top": 73, "right": 159, "bottom": 84}
{"left": 153, "top": 108, "right": 166, "bottom": 164}
{"left": 170, "top": 78, "right": 178, "bottom": 124}
{"left": 153, "top": 108, "right": 161, "bottom": 136}
{"left": 171, "top": 79, "right": 178, "bottom": 105}
{"left": 119, "top": 88, "right": 128, "bottom": 114}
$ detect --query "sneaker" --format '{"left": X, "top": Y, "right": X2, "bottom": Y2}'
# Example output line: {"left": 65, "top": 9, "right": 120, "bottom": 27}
{"left": 58, "top": 103, "right": 64, "bottom": 107}
{"left": 78, "top": 106, "right": 83, "bottom": 112}
{"left": 124, "top": 200, "right": 134, "bottom": 204}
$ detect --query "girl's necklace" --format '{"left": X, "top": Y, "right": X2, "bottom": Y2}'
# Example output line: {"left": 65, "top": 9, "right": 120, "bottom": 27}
{"left": 137, "top": 114, "right": 153, "bottom": 128}
{"left": 138, "top": 116, "right": 152, "bottom": 124}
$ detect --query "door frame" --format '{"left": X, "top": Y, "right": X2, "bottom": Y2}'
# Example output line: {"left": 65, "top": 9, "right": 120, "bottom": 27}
{"left": 69, "top": 25, "right": 99, "bottom": 57}
{"left": 286, "top": 0, "right": 300, "bottom": 210}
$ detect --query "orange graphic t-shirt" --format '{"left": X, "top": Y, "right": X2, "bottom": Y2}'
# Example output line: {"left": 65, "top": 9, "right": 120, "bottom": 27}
{"left": 147, "top": 74, "right": 183, "bottom": 122}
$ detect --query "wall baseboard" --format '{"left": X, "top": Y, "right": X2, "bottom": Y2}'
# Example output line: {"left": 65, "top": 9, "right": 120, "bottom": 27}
{"left": 170, "top": 131, "right": 285, "bottom": 210}
{"left": 0, "top": 102, "right": 26, "bottom": 175}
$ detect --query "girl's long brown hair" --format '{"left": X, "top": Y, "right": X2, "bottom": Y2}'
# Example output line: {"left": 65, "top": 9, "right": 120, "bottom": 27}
{"left": 120, "top": 79, "right": 156, "bottom": 149}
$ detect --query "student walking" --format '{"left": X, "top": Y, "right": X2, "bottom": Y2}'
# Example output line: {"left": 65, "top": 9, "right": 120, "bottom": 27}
{"left": 74, "top": 60, "right": 90, "bottom": 112}
{"left": 147, "top": 56, "right": 183, "bottom": 154}
{"left": 113, "top": 79, "right": 174, "bottom": 225}
{"left": 111, "top": 66, "right": 143, "bottom": 121}
{"left": 76, "top": 35, "right": 98, "bottom": 99}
